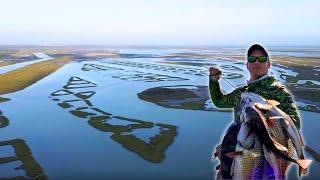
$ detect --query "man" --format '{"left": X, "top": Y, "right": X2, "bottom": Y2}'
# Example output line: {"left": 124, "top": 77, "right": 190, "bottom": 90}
{"left": 209, "top": 44, "right": 301, "bottom": 179}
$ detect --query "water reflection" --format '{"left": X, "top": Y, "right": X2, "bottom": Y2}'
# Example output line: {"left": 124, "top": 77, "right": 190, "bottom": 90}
{"left": 50, "top": 76, "right": 177, "bottom": 163}
{"left": 0, "top": 139, "right": 47, "bottom": 179}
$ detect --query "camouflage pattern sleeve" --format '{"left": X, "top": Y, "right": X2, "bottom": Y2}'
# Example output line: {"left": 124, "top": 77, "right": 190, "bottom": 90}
{"left": 209, "top": 79, "right": 241, "bottom": 108}
{"left": 274, "top": 87, "right": 301, "bottom": 130}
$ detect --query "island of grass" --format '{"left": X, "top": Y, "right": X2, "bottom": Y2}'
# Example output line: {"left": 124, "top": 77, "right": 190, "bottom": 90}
{"left": 111, "top": 123, "right": 177, "bottom": 163}
{"left": 0, "top": 56, "right": 71, "bottom": 95}
{"left": 50, "top": 85, "right": 178, "bottom": 164}
{"left": 0, "top": 139, "right": 47, "bottom": 179}
{"left": 0, "top": 97, "right": 10, "bottom": 103}
{"left": 0, "top": 113, "right": 9, "bottom": 128}
{"left": 137, "top": 85, "right": 232, "bottom": 112}
{"left": 88, "top": 115, "right": 177, "bottom": 163}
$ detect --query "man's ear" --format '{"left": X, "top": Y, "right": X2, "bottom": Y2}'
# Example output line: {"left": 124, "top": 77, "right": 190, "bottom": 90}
{"left": 267, "top": 61, "right": 271, "bottom": 69}
{"left": 246, "top": 62, "right": 249, "bottom": 70}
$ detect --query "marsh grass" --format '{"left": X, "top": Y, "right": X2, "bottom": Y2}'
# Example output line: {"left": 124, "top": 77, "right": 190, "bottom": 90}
{"left": 0, "top": 56, "right": 71, "bottom": 95}
{"left": 0, "top": 139, "right": 47, "bottom": 179}
{"left": 0, "top": 97, "right": 10, "bottom": 102}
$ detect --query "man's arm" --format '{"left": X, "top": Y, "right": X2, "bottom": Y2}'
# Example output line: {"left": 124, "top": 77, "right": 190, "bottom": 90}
{"left": 209, "top": 78, "right": 241, "bottom": 108}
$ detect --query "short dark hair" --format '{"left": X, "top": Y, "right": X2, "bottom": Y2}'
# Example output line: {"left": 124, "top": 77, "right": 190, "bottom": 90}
{"left": 247, "top": 44, "right": 269, "bottom": 57}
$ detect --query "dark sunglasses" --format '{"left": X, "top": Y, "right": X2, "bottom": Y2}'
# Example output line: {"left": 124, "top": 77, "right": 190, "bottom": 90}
{"left": 247, "top": 56, "right": 269, "bottom": 63}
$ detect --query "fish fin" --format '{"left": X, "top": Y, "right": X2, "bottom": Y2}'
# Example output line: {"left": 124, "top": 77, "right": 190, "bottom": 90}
{"left": 254, "top": 103, "right": 272, "bottom": 111}
{"left": 267, "top": 100, "right": 280, "bottom": 106}
{"left": 225, "top": 151, "right": 243, "bottom": 158}
{"left": 296, "top": 159, "right": 312, "bottom": 170}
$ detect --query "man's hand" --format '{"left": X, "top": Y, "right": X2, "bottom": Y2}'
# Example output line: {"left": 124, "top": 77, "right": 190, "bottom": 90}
{"left": 209, "top": 67, "right": 222, "bottom": 81}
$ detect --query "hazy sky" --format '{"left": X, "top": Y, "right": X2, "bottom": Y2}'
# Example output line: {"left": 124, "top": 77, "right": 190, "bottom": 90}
{"left": 0, "top": 0, "right": 319, "bottom": 46}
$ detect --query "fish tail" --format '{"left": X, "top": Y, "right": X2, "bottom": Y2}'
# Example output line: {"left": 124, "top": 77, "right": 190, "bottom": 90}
{"left": 296, "top": 159, "right": 312, "bottom": 171}
{"left": 299, "top": 166, "right": 308, "bottom": 177}
{"left": 225, "top": 151, "right": 243, "bottom": 158}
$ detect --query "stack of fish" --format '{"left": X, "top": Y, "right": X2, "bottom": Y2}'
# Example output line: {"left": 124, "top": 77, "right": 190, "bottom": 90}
{"left": 223, "top": 92, "right": 311, "bottom": 180}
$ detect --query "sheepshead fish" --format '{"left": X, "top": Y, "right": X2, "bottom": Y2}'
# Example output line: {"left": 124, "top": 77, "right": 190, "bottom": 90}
{"left": 227, "top": 92, "right": 311, "bottom": 179}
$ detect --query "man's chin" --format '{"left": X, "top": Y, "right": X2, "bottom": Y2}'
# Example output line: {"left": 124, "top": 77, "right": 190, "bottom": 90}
{"left": 251, "top": 73, "right": 266, "bottom": 79}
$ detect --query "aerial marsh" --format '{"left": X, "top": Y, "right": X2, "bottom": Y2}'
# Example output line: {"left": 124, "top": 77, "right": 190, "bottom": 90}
{"left": 0, "top": 47, "right": 319, "bottom": 179}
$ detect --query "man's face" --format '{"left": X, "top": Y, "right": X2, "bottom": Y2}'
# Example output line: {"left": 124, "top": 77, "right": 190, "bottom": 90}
{"left": 246, "top": 50, "right": 270, "bottom": 80}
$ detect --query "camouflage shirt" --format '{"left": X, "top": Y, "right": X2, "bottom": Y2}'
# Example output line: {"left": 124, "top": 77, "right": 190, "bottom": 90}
{"left": 209, "top": 76, "right": 301, "bottom": 129}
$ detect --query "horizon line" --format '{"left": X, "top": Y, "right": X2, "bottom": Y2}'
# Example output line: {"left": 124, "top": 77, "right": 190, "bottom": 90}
{"left": 1, "top": 44, "right": 320, "bottom": 48}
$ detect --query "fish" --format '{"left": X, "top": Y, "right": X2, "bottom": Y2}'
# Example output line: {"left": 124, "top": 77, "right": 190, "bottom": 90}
{"left": 247, "top": 92, "right": 312, "bottom": 176}
{"left": 228, "top": 137, "right": 265, "bottom": 180}
{"left": 254, "top": 101, "right": 309, "bottom": 176}
{"left": 228, "top": 92, "right": 311, "bottom": 179}
{"left": 237, "top": 121, "right": 255, "bottom": 149}
{"left": 227, "top": 119, "right": 280, "bottom": 179}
